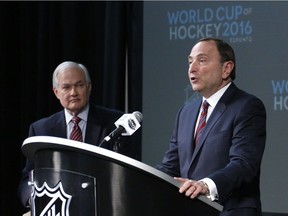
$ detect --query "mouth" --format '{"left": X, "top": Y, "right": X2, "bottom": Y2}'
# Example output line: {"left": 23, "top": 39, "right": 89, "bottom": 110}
{"left": 70, "top": 99, "right": 80, "bottom": 103}
{"left": 190, "top": 77, "right": 197, "bottom": 83}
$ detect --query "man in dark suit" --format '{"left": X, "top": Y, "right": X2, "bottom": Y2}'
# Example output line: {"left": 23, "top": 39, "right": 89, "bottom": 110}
{"left": 156, "top": 38, "right": 266, "bottom": 216}
{"left": 18, "top": 61, "right": 137, "bottom": 209}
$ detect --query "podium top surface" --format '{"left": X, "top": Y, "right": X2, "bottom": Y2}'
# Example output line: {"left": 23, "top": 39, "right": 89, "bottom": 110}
{"left": 22, "top": 135, "right": 223, "bottom": 212}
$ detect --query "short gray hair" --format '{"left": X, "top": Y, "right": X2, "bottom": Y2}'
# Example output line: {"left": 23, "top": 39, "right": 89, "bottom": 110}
{"left": 52, "top": 61, "right": 91, "bottom": 88}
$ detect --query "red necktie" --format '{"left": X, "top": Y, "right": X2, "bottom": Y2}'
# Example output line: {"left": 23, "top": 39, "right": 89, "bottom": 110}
{"left": 194, "top": 100, "right": 209, "bottom": 147}
{"left": 70, "top": 116, "right": 83, "bottom": 142}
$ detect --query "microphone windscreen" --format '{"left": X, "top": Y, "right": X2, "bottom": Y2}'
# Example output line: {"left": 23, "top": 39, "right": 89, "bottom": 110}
{"left": 132, "top": 111, "right": 143, "bottom": 123}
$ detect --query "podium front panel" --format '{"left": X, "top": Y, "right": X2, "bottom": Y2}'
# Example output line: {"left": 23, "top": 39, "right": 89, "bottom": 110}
{"left": 31, "top": 168, "right": 96, "bottom": 216}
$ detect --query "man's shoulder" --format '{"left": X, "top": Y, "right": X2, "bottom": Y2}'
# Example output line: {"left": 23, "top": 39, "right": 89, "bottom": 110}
{"left": 88, "top": 104, "right": 125, "bottom": 126}
{"left": 89, "top": 104, "right": 124, "bottom": 117}
{"left": 31, "top": 110, "right": 64, "bottom": 126}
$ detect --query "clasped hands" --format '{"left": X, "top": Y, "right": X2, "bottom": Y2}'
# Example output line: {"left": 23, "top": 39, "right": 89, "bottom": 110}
{"left": 174, "top": 177, "right": 209, "bottom": 199}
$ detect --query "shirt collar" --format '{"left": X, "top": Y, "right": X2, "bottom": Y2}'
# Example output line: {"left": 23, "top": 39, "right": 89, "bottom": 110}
{"left": 65, "top": 104, "right": 89, "bottom": 125}
{"left": 203, "top": 82, "right": 231, "bottom": 109}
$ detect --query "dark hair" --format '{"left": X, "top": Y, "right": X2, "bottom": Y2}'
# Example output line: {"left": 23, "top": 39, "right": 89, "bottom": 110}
{"left": 198, "top": 37, "right": 236, "bottom": 80}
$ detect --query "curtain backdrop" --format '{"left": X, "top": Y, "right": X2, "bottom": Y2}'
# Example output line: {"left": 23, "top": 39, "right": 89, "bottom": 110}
{"left": 0, "top": 2, "right": 143, "bottom": 215}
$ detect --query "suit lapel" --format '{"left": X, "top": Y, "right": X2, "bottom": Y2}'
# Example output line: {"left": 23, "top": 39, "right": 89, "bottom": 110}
{"left": 189, "top": 83, "right": 237, "bottom": 166}
{"left": 85, "top": 106, "right": 101, "bottom": 145}
{"left": 52, "top": 111, "right": 67, "bottom": 138}
{"left": 184, "top": 99, "right": 202, "bottom": 163}
{"left": 191, "top": 102, "right": 226, "bottom": 160}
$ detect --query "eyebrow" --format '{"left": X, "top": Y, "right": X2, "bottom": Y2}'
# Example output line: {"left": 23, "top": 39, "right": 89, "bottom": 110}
{"left": 188, "top": 53, "right": 208, "bottom": 60}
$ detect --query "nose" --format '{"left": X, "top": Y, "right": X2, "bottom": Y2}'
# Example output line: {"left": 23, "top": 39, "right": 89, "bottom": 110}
{"left": 188, "top": 61, "right": 197, "bottom": 74}
{"left": 70, "top": 86, "right": 78, "bottom": 95}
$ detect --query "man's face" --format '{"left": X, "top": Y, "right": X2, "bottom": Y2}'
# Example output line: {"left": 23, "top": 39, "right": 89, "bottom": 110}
{"left": 188, "top": 40, "right": 233, "bottom": 98}
{"left": 53, "top": 67, "right": 91, "bottom": 115}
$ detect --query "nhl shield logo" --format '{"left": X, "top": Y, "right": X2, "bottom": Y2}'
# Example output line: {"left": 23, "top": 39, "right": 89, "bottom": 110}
{"left": 31, "top": 181, "right": 72, "bottom": 216}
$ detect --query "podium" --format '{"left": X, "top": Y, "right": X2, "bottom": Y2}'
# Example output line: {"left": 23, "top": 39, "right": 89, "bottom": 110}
{"left": 22, "top": 136, "right": 223, "bottom": 216}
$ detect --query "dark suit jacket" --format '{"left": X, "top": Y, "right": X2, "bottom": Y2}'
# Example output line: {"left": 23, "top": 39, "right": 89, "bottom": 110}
{"left": 18, "top": 103, "right": 137, "bottom": 207}
{"left": 156, "top": 83, "right": 266, "bottom": 215}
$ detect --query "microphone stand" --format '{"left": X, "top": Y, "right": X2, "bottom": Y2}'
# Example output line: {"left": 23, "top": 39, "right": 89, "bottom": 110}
{"left": 112, "top": 137, "right": 121, "bottom": 153}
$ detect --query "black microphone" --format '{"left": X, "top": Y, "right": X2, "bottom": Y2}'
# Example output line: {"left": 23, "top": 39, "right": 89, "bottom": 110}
{"left": 99, "top": 111, "right": 143, "bottom": 147}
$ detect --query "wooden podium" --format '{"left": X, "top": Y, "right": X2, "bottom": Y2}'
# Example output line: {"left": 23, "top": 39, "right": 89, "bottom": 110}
{"left": 22, "top": 136, "right": 223, "bottom": 216}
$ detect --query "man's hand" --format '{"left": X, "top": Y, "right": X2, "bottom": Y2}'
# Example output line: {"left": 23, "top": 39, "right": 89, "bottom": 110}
{"left": 174, "top": 177, "right": 209, "bottom": 199}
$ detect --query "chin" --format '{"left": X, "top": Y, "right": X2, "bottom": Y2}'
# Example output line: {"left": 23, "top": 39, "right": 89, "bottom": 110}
{"left": 191, "top": 86, "right": 199, "bottom": 92}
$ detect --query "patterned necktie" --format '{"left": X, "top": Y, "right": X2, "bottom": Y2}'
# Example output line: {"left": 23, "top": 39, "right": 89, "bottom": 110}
{"left": 194, "top": 100, "right": 209, "bottom": 147}
{"left": 70, "top": 116, "right": 83, "bottom": 142}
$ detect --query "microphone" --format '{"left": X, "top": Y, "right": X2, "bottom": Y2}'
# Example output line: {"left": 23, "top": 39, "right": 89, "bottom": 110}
{"left": 99, "top": 111, "right": 143, "bottom": 147}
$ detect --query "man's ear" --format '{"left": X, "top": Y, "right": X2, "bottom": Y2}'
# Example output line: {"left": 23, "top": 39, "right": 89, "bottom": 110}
{"left": 222, "top": 61, "right": 234, "bottom": 79}
{"left": 53, "top": 87, "right": 60, "bottom": 99}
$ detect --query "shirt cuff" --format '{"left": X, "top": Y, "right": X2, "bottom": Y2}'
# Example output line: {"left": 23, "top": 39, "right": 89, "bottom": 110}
{"left": 200, "top": 177, "right": 218, "bottom": 201}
